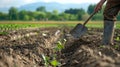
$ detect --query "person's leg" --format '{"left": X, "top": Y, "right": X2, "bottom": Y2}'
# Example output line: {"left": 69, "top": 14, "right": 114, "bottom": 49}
{"left": 103, "top": 2, "right": 120, "bottom": 45}
{"left": 103, "top": 20, "right": 115, "bottom": 45}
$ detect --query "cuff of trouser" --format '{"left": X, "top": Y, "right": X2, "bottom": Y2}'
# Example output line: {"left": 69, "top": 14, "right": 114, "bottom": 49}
{"left": 104, "top": 14, "right": 117, "bottom": 21}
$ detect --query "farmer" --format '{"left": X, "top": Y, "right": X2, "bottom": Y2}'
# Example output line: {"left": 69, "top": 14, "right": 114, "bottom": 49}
{"left": 94, "top": 0, "right": 120, "bottom": 45}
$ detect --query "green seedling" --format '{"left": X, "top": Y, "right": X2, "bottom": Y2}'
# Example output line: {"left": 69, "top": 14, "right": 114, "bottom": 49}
{"left": 42, "top": 54, "right": 60, "bottom": 67}
{"left": 56, "top": 41, "right": 64, "bottom": 51}
{"left": 42, "top": 39, "right": 66, "bottom": 67}
{"left": 50, "top": 59, "right": 60, "bottom": 67}
{"left": 54, "top": 39, "right": 66, "bottom": 52}
{"left": 116, "top": 36, "right": 120, "bottom": 41}
{"left": 114, "top": 44, "right": 119, "bottom": 49}
{"left": 41, "top": 54, "right": 50, "bottom": 67}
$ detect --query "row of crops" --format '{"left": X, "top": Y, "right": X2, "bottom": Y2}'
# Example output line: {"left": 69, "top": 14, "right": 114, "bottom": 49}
{"left": 0, "top": 24, "right": 38, "bottom": 31}
{"left": 0, "top": 21, "right": 119, "bottom": 32}
{"left": 0, "top": 23, "right": 62, "bottom": 32}
{"left": 0, "top": 21, "right": 75, "bottom": 32}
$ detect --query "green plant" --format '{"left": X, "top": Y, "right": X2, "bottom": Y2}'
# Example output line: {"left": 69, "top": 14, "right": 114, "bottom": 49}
{"left": 54, "top": 39, "right": 66, "bottom": 52}
{"left": 42, "top": 39, "right": 67, "bottom": 67}
{"left": 41, "top": 54, "right": 50, "bottom": 67}
{"left": 50, "top": 59, "right": 60, "bottom": 67}
{"left": 0, "top": 32, "right": 8, "bottom": 35}
{"left": 42, "top": 54, "right": 60, "bottom": 67}
{"left": 54, "top": 41, "right": 64, "bottom": 52}
{"left": 51, "top": 39, "right": 66, "bottom": 67}
{"left": 114, "top": 44, "right": 119, "bottom": 49}
{"left": 116, "top": 36, "right": 120, "bottom": 41}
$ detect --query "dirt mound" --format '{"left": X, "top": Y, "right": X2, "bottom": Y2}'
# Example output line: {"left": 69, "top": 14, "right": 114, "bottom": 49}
{"left": 61, "top": 28, "right": 120, "bottom": 67}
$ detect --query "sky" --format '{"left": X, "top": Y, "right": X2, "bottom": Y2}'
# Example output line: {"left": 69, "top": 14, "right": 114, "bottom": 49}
{"left": 0, "top": 0, "right": 100, "bottom": 8}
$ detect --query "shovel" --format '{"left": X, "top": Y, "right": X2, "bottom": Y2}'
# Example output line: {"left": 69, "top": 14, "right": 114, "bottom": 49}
{"left": 70, "top": 12, "right": 96, "bottom": 38}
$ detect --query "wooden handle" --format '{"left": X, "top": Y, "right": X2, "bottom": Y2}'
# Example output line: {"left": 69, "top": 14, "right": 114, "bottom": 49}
{"left": 83, "top": 12, "right": 96, "bottom": 26}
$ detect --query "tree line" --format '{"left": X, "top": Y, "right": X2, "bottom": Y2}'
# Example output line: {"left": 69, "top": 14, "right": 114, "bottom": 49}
{"left": 0, "top": 4, "right": 120, "bottom": 21}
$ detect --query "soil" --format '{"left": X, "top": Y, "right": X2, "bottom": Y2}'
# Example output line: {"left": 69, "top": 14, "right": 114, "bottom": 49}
{"left": 0, "top": 27, "right": 120, "bottom": 67}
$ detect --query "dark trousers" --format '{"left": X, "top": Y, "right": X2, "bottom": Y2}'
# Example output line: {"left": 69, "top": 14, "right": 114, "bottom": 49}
{"left": 104, "top": 0, "right": 120, "bottom": 21}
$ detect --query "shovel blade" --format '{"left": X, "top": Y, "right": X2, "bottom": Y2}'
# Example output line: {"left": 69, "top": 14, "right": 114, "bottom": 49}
{"left": 70, "top": 23, "right": 88, "bottom": 38}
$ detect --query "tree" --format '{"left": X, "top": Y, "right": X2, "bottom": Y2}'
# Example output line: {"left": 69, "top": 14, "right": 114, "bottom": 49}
{"left": 36, "top": 6, "right": 46, "bottom": 12}
{"left": 0, "top": 12, "right": 8, "bottom": 20}
{"left": 64, "top": 8, "right": 73, "bottom": 14}
{"left": 27, "top": 11, "right": 35, "bottom": 20}
{"left": 77, "top": 8, "right": 86, "bottom": 20}
{"left": 59, "top": 13, "right": 71, "bottom": 21}
{"left": 69, "top": 14, "right": 78, "bottom": 21}
{"left": 64, "top": 8, "right": 86, "bottom": 20}
{"left": 65, "top": 8, "right": 85, "bottom": 15}
{"left": 8, "top": 7, "right": 18, "bottom": 20}
{"left": 18, "top": 10, "right": 30, "bottom": 20}
{"left": 49, "top": 10, "right": 59, "bottom": 20}
{"left": 52, "top": 10, "right": 59, "bottom": 15}
{"left": 34, "top": 11, "right": 46, "bottom": 20}
{"left": 87, "top": 4, "right": 96, "bottom": 14}
{"left": 50, "top": 14, "right": 59, "bottom": 20}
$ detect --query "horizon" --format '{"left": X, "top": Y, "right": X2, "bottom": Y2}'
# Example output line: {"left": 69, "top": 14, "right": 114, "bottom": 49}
{"left": 0, "top": 0, "right": 100, "bottom": 8}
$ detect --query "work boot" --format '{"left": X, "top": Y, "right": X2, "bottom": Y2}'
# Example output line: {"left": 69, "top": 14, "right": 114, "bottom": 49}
{"left": 102, "top": 20, "right": 115, "bottom": 45}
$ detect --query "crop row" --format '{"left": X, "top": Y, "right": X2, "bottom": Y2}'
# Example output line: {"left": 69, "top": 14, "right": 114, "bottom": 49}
{"left": 0, "top": 24, "right": 60, "bottom": 32}
{"left": 0, "top": 21, "right": 120, "bottom": 32}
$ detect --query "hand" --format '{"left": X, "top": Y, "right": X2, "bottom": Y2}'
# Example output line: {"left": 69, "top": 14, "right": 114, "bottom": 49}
{"left": 94, "top": 0, "right": 106, "bottom": 12}
{"left": 94, "top": 2, "right": 103, "bottom": 12}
